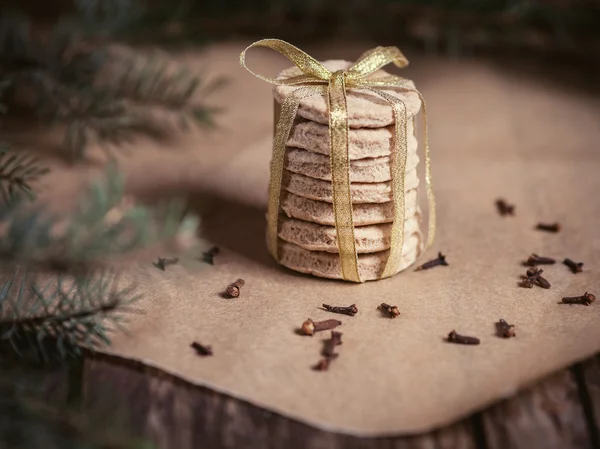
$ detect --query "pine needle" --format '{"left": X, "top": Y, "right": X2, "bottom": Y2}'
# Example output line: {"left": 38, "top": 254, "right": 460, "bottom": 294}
{"left": 0, "top": 146, "right": 49, "bottom": 206}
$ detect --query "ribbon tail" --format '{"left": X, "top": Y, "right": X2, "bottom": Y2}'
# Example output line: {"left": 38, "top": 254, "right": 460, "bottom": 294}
{"left": 328, "top": 72, "right": 361, "bottom": 283}
{"left": 367, "top": 89, "right": 408, "bottom": 279}
{"left": 415, "top": 92, "right": 436, "bottom": 249}
{"left": 267, "top": 85, "right": 328, "bottom": 261}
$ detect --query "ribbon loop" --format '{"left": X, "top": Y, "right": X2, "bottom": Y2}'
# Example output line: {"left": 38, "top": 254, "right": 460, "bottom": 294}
{"left": 240, "top": 39, "right": 331, "bottom": 86}
{"left": 345, "top": 46, "right": 410, "bottom": 82}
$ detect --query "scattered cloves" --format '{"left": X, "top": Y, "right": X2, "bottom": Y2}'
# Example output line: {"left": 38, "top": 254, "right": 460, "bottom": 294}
{"left": 153, "top": 257, "right": 179, "bottom": 271}
{"left": 496, "top": 319, "right": 516, "bottom": 338}
{"left": 526, "top": 253, "right": 555, "bottom": 266}
{"left": 446, "top": 330, "right": 480, "bottom": 345}
{"left": 301, "top": 318, "right": 342, "bottom": 336}
{"left": 536, "top": 222, "right": 561, "bottom": 233}
{"left": 378, "top": 303, "right": 400, "bottom": 318}
{"left": 202, "top": 246, "right": 220, "bottom": 265}
{"left": 322, "top": 303, "right": 358, "bottom": 317}
{"left": 225, "top": 278, "right": 245, "bottom": 298}
{"left": 564, "top": 258, "right": 584, "bottom": 274}
{"left": 561, "top": 292, "right": 596, "bottom": 306}
{"left": 521, "top": 267, "right": 551, "bottom": 289}
{"left": 496, "top": 198, "right": 515, "bottom": 216}
{"left": 415, "top": 252, "right": 448, "bottom": 271}
{"left": 191, "top": 341, "right": 213, "bottom": 356}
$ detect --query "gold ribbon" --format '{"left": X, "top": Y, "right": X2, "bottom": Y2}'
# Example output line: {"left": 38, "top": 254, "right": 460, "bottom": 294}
{"left": 240, "top": 39, "right": 435, "bottom": 282}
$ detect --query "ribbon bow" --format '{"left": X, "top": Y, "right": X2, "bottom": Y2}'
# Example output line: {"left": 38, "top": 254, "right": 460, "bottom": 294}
{"left": 240, "top": 39, "right": 435, "bottom": 282}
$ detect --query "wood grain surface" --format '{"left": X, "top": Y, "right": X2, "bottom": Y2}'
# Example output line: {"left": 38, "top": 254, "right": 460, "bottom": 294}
{"left": 78, "top": 352, "right": 600, "bottom": 449}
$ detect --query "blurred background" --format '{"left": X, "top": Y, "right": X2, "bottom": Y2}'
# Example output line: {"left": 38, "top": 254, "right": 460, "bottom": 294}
{"left": 3, "top": 0, "right": 600, "bottom": 64}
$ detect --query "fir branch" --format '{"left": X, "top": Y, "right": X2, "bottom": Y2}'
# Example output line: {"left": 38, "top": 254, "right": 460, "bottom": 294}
{"left": 0, "top": 12, "right": 222, "bottom": 160}
{"left": 0, "top": 267, "right": 139, "bottom": 363}
{"left": 0, "top": 145, "right": 49, "bottom": 206}
{"left": 0, "top": 162, "right": 201, "bottom": 270}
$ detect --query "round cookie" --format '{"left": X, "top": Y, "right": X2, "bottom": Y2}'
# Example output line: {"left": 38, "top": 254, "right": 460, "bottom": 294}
{"left": 285, "top": 147, "right": 420, "bottom": 183}
{"left": 287, "top": 119, "right": 416, "bottom": 160}
{"left": 274, "top": 60, "right": 422, "bottom": 129}
{"left": 278, "top": 213, "right": 422, "bottom": 253}
{"left": 283, "top": 169, "right": 419, "bottom": 204}
{"left": 280, "top": 191, "right": 419, "bottom": 226}
{"left": 277, "top": 239, "right": 423, "bottom": 281}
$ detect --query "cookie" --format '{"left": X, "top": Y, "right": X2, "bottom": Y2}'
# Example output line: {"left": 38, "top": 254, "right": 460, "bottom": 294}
{"left": 283, "top": 169, "right": 419, "bottom": 204}
{"left": 280, "top": 191, "right": 419, "bottom": 226}
{"left": 277, "top": 238, "right": 423, "bottom": 281}
{"left": 287, "top": 119, "right": 416, "bottom": 160}
{"left": 274, "top": 60, "right": 422, "bottom": 128}
{"left": 278, "top": 213, "right": 421, "bottom": 253}
{"left": 285, "top": 147, "right": 420, "bottom": 183}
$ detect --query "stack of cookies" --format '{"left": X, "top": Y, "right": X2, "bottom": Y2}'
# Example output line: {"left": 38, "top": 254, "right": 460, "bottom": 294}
{"left": 272, "top": 60, "right": 425, "bottom": 281}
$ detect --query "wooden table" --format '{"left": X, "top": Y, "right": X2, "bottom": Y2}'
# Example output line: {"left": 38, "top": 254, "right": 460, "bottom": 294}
{"left": 64, "top": 352, "right": 598, "bottom": 449}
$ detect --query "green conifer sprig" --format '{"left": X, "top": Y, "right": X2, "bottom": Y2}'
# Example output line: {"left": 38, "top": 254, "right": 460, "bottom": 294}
{"left": 0, "top": 11, "right": 222, "bottom": 160}
{"left": 0, "top": 145, "right": 49, "bottom": 205}
{"left": 0, "top": 267, "right": 138, "bottom": 363}
{"left": 0, "top": 163, "right": 200, "bottom": 269}
{"left": 0, "top": 163, "right": 202, "bottom": 362}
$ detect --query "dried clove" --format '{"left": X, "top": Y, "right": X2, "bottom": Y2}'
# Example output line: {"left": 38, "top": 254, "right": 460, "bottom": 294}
{"left": 301, "top": 318, "right": 342, "bottom": 336}
{"left": 322, "top": 331, "right": 343, "bottom": 358}
{"left": 314, "top": 331, "right": 343, "bottom": 371}
{"left": 536, "top": 222, "right": 561, "bottom": 233}
{"left": 415, "top": 252, "right": 448, "bottom": 271}
{"left": 496, "top": 198, "right": 515, "bottom": 216}
{"left": 202, "top": 246, "right": 220, "bottom": 265}
{"left": 153, "top": 257, "right": 179, "bottom": 271}
{"left": 563, "top": 258, "right": 584, "bottom": 274}
{"left": 526, "top": 253, "right": 555, "bottom": 266}
{"left": 313, "top": 358, "right": 331, "bottom": 371}
{"left": 225, "top": 278, "right": 245, "bottom": 298}
{"left": 322, "top": 303, "right": 358, "bottom": 317}
{"left": 561, "top": 292, "right": 596, "bottom": 306}
{"left": 446, "top": 330, "right": 480, "bottom": 345}
{"left": 378, "top": 303, "right": 400, "bottom": 318}
{"left": 496, "top": 319, "right": 516, "bottom": 338}
{"left": 521, "top": 267, "right": 551, "bottom": 289}
{"left": 191, "top": 341, "right": 213, "bottom": 356}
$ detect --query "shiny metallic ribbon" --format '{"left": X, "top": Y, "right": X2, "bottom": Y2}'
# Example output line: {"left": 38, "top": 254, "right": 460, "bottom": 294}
{"left": 240, "top": 39, "right": 435, "bottom": 282}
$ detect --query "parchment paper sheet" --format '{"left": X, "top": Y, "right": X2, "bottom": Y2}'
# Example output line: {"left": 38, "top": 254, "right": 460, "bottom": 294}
{"left": 26, "top": 42, "right": 600, "bottom": 436}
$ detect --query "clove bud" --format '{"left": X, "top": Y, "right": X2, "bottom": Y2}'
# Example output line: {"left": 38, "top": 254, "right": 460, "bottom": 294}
{"left": 522, "top": 267, "right": 551, "bottom": 289}
{"left": 415, "top": 252, "right": 448, "bottom": 271}
{"left": 496, "top": 199, "right": 515, "bottom": 216}
{"left": 536, "top": 222, "right": 560, "bottom": 233}
{"left": 446, "top": 330, "right": 480, "bottom": 345}
{"left": 153, "top": 257, "right": 179, "bottom": 271}
{"left": 561, "top": 292, "right": 596, "bottom": 306}
{"left": 322, "top": 331, "right": 343, "bottom": 358}
{"left": 378, "top": 303, "right": 400, "bottom": 318}
{"left": 301, "top": 318, "right": 342, "bottom": 336}
{"left": 225, "top": 278, "right": 245, "bottom": 298}
{"left": 322, "top": 303, "right": 358, "bottom": 317}
{"left": 526, "top": 253, "right": 555, "bottom": 266}
{"left": 496, "top": 319, "right": 516, "bottom": 338}
{"left": 563, "top": 258, "right": 583, "bottom": 274}
{"left": 313, "top": 331, "right": 343, "bottom": 371}
{"left": 190, "top": 341, "right": 213, "bottom": 356}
